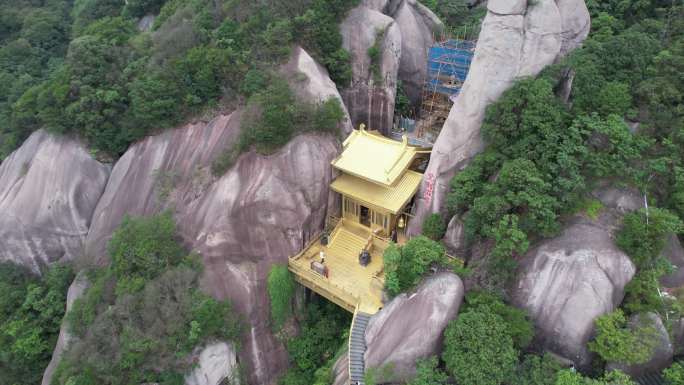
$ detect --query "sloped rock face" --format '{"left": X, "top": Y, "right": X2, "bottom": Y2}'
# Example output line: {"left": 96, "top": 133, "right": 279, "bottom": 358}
{"left": 332, "top": 273, "right": 464, "bottom": 384}
{"left": 83, "top": 48, "right": 341, "bottom": 385}
{"left": 0, "top": 130, "right": 110, "bottom": 273}
{"left": 606, "top": 313, "right": 673, "bottom": 378}
{"left": 185, "top": 342, "right": 240, "bottom": 385}
{"left": 340, "top": 0, "right": 443, "bottom": 133}
{"left": 512, "top": 217, "right": 635, "bottom": 368}
{"left": 340, "top": 5, "right": 401, "bottom": 134}
{"left": 281, "top": 46, "right": 353, "bottom": 136}
{"left": 181, "top": 134, "right": 338, "bottom": 384}
{"left": 393, "top": 0, "right": 443, "bottom": 105}
{"left": 41, "top": 273, "right": 90, "bottom": 385}
{"left": 660, "top": 234, "right": 684, "bottom": 288}
{"left": 444, "top": 216, "right": 466, "bottom": 256}
{"left": 408, "top": 0, "right": 590, "bottom": 235}
{"left": 85, "top": 113, "right": 241, "bottom": 261}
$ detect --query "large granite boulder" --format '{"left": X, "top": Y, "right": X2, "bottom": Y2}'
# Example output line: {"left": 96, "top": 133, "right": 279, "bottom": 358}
{"left": 660, "top": 234, "right": 684, "bottom": 288}
{"left": 392, "top": 0, "right": 443, "bottom": 105}
{"left": 512, "top": 217, "right": 636, "bottom": 368}
{"left": 606, "top": 313, "right": 673, "bottom": 378}
{"left": 82, "top": 48, "right": 342, "bottom": 384}
{"left": 333, "top": 272, "right": 464, "bottom": 384}
{"left": 281, "top": 46, "right": 353, "bottom": 136}
{"left": 41, "top": 273, "right": 90, "bottom": 385}
{"left": 85, "top": 117, "right": 337, "bottom": 385}
{"left": 444, "top": 215, "right": 466, "bottom": 256}
{"left": 408, "top": 0, "right": 590, "bottom": 235}
{"left": 185, "top": 342, "right": 240, "bottom": 385}
{"left": 0, "top": 130, "right": 110, "bottom": 273}
{"left": 340, "top": 5, "right": 402, "bottom": 134}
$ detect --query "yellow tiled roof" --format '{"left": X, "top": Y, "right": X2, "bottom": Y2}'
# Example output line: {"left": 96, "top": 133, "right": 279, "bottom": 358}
{"left": 330, "top": 170, "right": 423, "bottom": 214}
{"left": 331, "top": 128, "right": 420, "bottom": 186}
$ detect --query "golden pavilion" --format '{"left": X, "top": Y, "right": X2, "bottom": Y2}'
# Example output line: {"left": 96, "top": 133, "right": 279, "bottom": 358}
{"left": 288, "top": 125, "right": 430, "bottom": 315}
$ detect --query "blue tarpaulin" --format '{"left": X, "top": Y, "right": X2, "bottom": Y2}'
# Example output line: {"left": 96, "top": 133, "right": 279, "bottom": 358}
{"left": 425, "top": 40, "right": 475, "bottom": 97}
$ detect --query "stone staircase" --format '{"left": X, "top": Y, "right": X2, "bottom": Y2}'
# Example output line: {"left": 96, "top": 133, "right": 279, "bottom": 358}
{"left": 348, "top": 309, "right": 371, "bottom": 384}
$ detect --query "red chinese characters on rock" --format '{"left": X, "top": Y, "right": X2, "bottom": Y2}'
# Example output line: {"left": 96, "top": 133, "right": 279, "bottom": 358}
{"left": 423, "top": 172, "right": 435, "bottom": 204}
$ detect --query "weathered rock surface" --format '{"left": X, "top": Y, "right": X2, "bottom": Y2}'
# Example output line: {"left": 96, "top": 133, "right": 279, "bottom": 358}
{"left": 408, "top": 0, "right": 591, "bottom": 235}
{"left": 85, "top": 113, "right": 242, "bottom": 261}
{"left": 83, "top": 48, "right": 341, "bottom": 385}
{"left": 281, "top": 46, "right": 353, "bottom": 136}
{"left": 556, "top": 0, "right": 591, "bottom": 56}
{"left": 0, "top": 130, "right": 110, "bottom": 273}
{"left": 340, "top": 0, "right": 445, "bottom": 133}
{"left": 333, "top": 272, "right": 464, "bottom": 384}
{"left": 606, "top": 313, "right": 673, "bottom": 378}
{"left": 393, "top": 0, "right": 443, "bottom": 105}
{"left": 591, "top": 185, "right": 643, "bottom": 215}
{"left": 660, "top": 234, "right": 684, "bottom": 288}
{"left": 185, "top": 342, "right": 240, "bottom": 385}
{"left": 41, "top": 273, "right": 90, "bottom": 385}
{"left": 512, "top": 217, "right": 636, "bottom": 368}
{"left": 444, "top": 216, "right": 466, "bottom": 256}
{"left": 340, "top": 5, "right": 401, "bottom": 134}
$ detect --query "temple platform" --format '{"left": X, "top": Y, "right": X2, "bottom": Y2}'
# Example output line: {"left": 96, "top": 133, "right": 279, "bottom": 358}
{"left": 288, "top": 218, "right": 391, "bottom": 315}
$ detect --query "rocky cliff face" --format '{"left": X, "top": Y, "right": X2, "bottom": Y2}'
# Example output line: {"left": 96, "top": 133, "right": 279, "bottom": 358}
{"left": 41, "top": 273, "right": 90, "bottom": 385}
{"left": 512, "top": 187, "right": 641, "bottom": 369}
{"left": 38, "top": 47, "right": 347, "bottom": 385}
{"left": 0, "top": 130, "right": 110, "bottom": 273}
{"left": 340, "top": 0, "right": 442, "bottom": 134}
{"left": 332, "top": 272, "right": 464, "bottom": 384}
{"left": 409, "top": 0, "right": 590, "bottom": 234}
{"left": 84, "top": 120, "right": 338, "bottom": 385}
{"left": 340, "top": 5, "right": 402, "bottom": 134}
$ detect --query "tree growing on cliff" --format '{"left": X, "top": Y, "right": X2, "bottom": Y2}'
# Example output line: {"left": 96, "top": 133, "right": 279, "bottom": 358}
{"left": 442, "top": 310, "right": 518, "bottom": 385}
{"left": 588, "top": 309, "right": 659, "bottom": 365}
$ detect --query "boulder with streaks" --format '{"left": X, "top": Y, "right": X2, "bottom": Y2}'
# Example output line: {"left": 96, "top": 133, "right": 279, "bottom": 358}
{"left": 333, "top": 272, "right": 464, "bottom": 384}
{"left": 340, "top": 5, "right": 401, "bottom": 134}
{"left": 0, "top": 130, "right": 110, "bottom": 273}
{"left": 185, "top": 342, "right": 240, "bottom": 385}
{"left": 82, "top": 48, "right": 342, "bottom": 384}
{"left": 512, "top": 216, "right": 635, "bottom": 368}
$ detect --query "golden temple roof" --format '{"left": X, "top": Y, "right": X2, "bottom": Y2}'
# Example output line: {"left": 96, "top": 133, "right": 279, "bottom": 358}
{"left": 331, "top": 127, "right": 423, "bottom": 187}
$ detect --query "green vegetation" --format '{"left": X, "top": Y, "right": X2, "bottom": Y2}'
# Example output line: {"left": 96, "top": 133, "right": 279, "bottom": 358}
{"left": 407, "top": 357, "right": 448, "bottom": 385}
{"left": 443, "top": 310, "right": 517, "bottom": 385}
{"left": 267, "top": 265, "right": 296, "bottom": 329}
{"left": 383, "top": 236, "right": 447, "bottom": 297}
{"left": 422, "top": 0, "right": 486, "bottom": 39}
{"left": 0, "top": 263, "right": 74, "bottom": 385}
{"left": 53, "top": 212, "right": 241, "bottom": 385}
{"left": 588, "top": 310, "right": 658, "bottom": 365}
{"left": 514, "top": 354, "right": 564, "bottom": 385}
{"left": 367, "top": 28, "right": 385, "bottom": 83}
{"left": 0, "top": 0, "right": 358, "bottom": 161}
{"left": 212, "top": 74, "right": 345, "bottom": 176}
{"left": 422, "top": 213, "right": 447, "bottom": 241}
{"left": 617, "top": 208, "right": 683, "bottom": 269}
{"left": 442, "top": 292, "right": 533, "bottom": 385}
{"left": 279, "top": 298, "right": 351, "bottom": 385}
{"left": 554, "top": 369, "right": 636, "bottom": 385}
{"left": 445, "top": 0, "right": 684, "bottom": 293}
{"left": 664, "top": 362, "right": 684, "bottom": 385}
